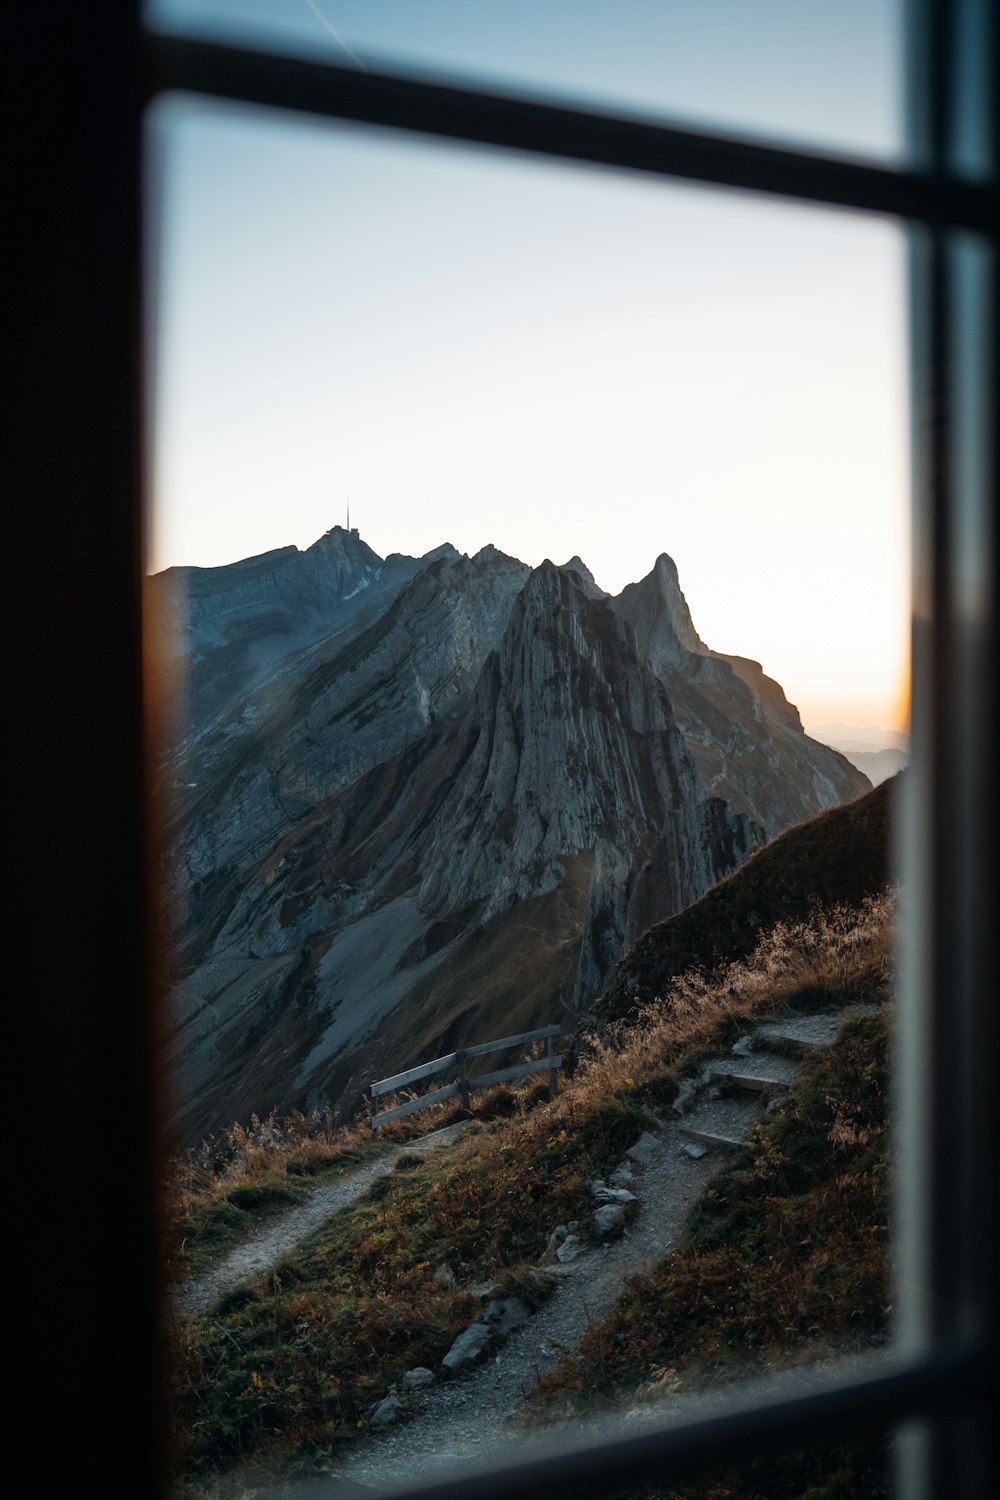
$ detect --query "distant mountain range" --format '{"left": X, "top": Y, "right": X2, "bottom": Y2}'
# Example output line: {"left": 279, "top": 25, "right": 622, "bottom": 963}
{"left": 151, "top": 527, "right": 869, "bottom": 1142}
{"left": 805, "top": 723, "right": 909, "bottom": 786}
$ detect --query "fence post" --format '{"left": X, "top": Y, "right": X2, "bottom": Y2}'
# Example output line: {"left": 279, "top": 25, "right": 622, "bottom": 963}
{"left": 547, "top": 1032, "right": 558, "bottom": 1097}
{"left": 457, "top": 1049, "right": 470, "bottom": 1111}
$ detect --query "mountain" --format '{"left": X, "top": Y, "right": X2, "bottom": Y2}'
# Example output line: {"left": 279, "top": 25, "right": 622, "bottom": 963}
{"left": 171, "top": 783, "right": 894, "bottom": 1491}
{"left": 158, "top": 531, "right": 869, "bottom": 1143}
{"left": 612, "top": 554, "right": 862, "bottom": 830}
{"left": 148, "top": 526, "right": 459, "bottom": 741}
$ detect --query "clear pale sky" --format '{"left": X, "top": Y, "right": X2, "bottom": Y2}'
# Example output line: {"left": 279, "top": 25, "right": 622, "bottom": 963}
{"left": 146, "top": 1, "right": 909, "bottom": 731}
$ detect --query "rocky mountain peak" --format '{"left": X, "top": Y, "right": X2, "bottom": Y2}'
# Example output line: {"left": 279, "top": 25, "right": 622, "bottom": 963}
{"left": 558, "top": 555, "right": 605, "bottom": 597}
{"left": 613, "top": 553, "right": 706, "bottom": 673}
{"left": 415, "top": 558, "right": 736, "bottom": 925}
{"left": 471, "top": 543, "right": 518, "bottom": 566}
{"left": 162, "top": 529, "right": 869, "bottom": 1142}
{"left": 608, "top": 554, "right": 866, "bottom": 834}
{"left": 302, "top": 525, "right": 383, "bottom": 596}
{"left": 399, "top": 542, "right": 461, "bottom": 569}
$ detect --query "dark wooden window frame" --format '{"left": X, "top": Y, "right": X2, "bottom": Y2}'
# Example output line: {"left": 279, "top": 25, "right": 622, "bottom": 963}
{"left": 18, "top": 3, "right": 995, "bottom": 1496}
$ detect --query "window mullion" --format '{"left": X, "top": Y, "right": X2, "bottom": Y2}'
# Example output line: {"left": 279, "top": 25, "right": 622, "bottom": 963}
{"left": 896, "top": 3, "right": 998, "bottom": 1497}
{"left": 142, "top": 31, "right": 993, "bottom": 233}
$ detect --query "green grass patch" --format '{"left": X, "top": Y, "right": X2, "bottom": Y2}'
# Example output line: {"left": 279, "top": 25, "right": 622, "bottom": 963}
{"left": 166, "top": 1130, "right": 397, "bottom": 1284}
{"left": 180, "top": 1184, "right": 306, "bottom": 1279}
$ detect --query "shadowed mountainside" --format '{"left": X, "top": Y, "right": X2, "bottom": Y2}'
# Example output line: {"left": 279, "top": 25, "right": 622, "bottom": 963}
{"left": 599, "top": 773, "right": 895, "bottom": 1020}
{"left": 158, "top": 530, "right": 869, "bottom": 1142}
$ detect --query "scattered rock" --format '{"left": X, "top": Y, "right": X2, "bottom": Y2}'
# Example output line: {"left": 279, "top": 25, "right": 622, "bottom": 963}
{"left": 442, "top": 1322, "right": 492, "bottom": 1372}
{"left": 556, "top": 1234, "right": 582, "bottom": 1263}
{"left": 368, "top": 1395, "right": 404, "bottom": 1428}
{"left": 682, "top": 1141, "right": 708, "bottom": 1160}
{"left": 545, "top": 1224, "right": 568, "bottom": 1258}
{"left": 626, "top": 1131, "right": 660, "bottom": 1166}
{"left": 594, "top": 1203, "right": 627, "bottom": 1237}
{"left": 672, "top": 1079, "right": 698, "bottom": 1115}
{"left": 609, "top": 1165, "right": 635, "bottom": 1185}
{"left": 481, "top": 1297, "right": 530, "bottom": 1337}
{"left": 433, "top": 1262, "right": 456, "bottom": 1289}
{"left": 402, "top": 1367, "right": 434, "bottom": 1391}
{"left": 588, "top": 1179, "right": 637, "bottom": 1205}
{"left": 731, "top": 1035, "right": 754, "bottom": 1057}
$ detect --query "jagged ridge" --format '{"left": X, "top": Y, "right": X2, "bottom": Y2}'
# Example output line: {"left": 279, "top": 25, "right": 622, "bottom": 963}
{"left": 160, "top": 531, "right": 871, "bottom": 1142}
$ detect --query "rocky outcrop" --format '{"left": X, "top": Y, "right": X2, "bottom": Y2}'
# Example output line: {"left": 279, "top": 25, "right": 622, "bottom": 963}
{"left": 413, "top": 563, "right": 756, "bottom": 926}
{"left": 611, "top": 553, "right": 869, "bottom": 831}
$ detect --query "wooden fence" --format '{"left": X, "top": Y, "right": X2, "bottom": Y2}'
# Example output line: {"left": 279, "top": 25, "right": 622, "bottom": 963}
{"left": 370, "top": 1024, "right": 561, "bottom": 1130}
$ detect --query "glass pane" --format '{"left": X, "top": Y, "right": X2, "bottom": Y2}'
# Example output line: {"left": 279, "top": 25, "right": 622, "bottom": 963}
{"left": 148, "top": 98, "right": 908, "bottom": 1495}
{"left": 147, "top": 0, "right": 904, "bottom": 165}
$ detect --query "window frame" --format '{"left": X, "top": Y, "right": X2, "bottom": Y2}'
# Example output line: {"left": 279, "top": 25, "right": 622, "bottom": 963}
{"left": 19, "top": 3, "right": 995, "bottom": 1496}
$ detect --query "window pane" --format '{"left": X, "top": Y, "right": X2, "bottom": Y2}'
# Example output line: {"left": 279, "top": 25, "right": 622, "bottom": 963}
{"left": 149, "top": 99, "right": 909, "bottom": 1494}
{"left": 147, "top": 0, "right": 904, "bottom": 165}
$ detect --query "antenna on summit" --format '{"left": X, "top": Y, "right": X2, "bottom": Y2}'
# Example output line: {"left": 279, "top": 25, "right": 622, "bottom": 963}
{"left": 346, "top": 495, "right": 350, "bottom": 532}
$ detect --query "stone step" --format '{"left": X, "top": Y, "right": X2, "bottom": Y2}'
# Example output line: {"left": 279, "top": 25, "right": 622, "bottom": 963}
{"left": 752, "top": 1015, "right": 859, "bottom": 1051}
{"left": 679, "top": 1126, "right": 746, "bottom": 1150}
{"left": 708, "top": 1069, "right": 792, "bottom": 1094}
{"left": 752, "top": 1028, "right": 827, "bottom": 1051}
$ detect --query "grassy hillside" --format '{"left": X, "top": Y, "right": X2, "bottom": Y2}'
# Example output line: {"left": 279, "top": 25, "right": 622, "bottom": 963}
{"left": 168, "top": 887, "right": 892, "bottom": 1496}
{"left": 531, "top": 1005, "right": 891, "bottom": 1499}
{"left": 600, "top": 776, "right": 895, "bottom": 1021}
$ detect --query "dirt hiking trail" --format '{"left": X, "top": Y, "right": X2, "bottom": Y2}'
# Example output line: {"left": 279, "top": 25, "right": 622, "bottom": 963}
{"left": 175, "top": 1010, "right": 867, "bottom": 1489}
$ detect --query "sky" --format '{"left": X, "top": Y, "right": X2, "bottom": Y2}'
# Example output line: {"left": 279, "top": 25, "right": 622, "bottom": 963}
{"left": 146, "top": 1, "right": 909, "bottom": 732}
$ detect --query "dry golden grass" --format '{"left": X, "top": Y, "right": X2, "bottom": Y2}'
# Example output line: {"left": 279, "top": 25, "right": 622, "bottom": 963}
{"left": 162, "top": 1107, "right": 382, "bottom": 1282}
{"left": 165, "top": 894, "right": 892, "bottom": 1287}
{"left": 564, "top": 893, "right": 892, "bottom": 1120}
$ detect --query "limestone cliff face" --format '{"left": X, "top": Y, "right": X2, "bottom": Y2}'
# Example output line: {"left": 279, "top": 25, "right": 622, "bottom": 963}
{"left": 415, "top": 564, "right": 753, "bottom": 921}
{"left": 612, "top": 554, "right": 869, "bottom": 829}
{"left": 164, "top": 543, "right": 530, "bottom": 963}
{"left": 150, "top": 526, "right": 434, "bottom": 737}
{"left": 160, "top": 534, "right": 868, "bottom": 1143}
{"left": 614, "top": 553, "right": 706, "bottom": 670}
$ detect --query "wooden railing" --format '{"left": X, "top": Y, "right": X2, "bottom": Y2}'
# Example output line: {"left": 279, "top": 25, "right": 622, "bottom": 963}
{"left": 370, "top": 1024, "right": 561, "bottom": 1130}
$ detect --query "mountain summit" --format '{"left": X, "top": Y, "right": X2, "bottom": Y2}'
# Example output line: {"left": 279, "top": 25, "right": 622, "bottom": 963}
{"left": 157, "top": 533, "right": 868, "bottom": 1141}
